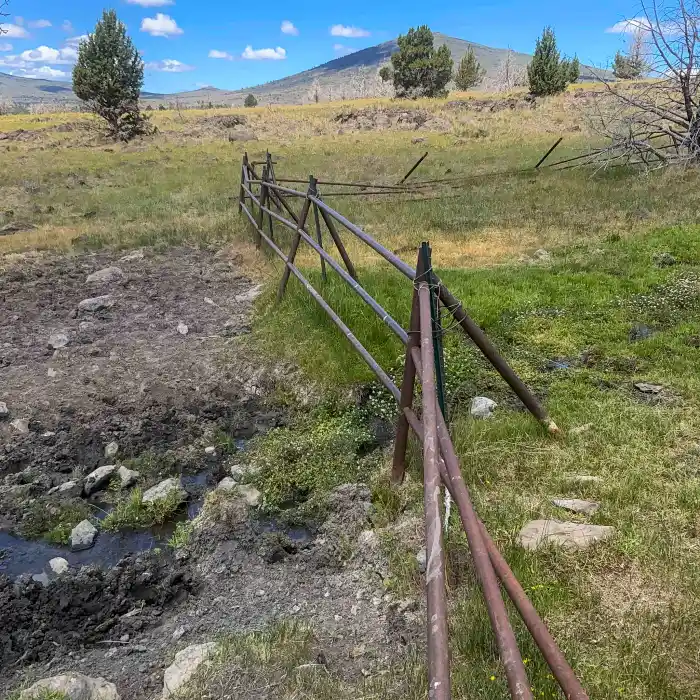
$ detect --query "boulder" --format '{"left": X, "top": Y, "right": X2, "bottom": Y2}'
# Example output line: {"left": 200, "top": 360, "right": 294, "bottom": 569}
{"left": 48, "top": 331, "right": 69, "bottom": 349}
{"left": 518, "top": 519, "right": 614, "bottom": 551}
{"left": 10, "top": 418, "right": 29, "bottom": 434}
{"left": 48, "top": 557, "right": 70, "bottom": 575}
{"left": 71, "top": 520, "right": 98, "bottom": 551}
{"left": 162, "top": 643, "right": 217, "bottom": 698}
{"left": 19, "top": 673, "right": 119, "bottom": 700}
{"left": 117, "top": 465, "right": 140, "bottom": 489}
{"left": 216, "top": 477, "right": 237, "bottom": 491}
{"left": 104, "top": 441, "right": 119, "bottom": 459}
{"left": 142, "top": 477, "right": 187, "bottom": 505}
{"left": 634, "top": 382, "right": 663, "bottom": 394}
{"left": 551, "top": 498, "right": 600, "bottom": 515}
{"left": 86, "top": 267, "right": 124, "bottom": 285}
{"left": 83, "top": 464, "right": 117, "bottom": 495}
{"left": 236, "top": 484, "right": 261, "bottom": 507}
{"left": 78, "top": 295, "right": 115, "bottom": 313}
{"left": 470, "top": 396, "right": 497, "bottom": 419}
{"left": 48, "top": 480, "right": 82, "bottom": 498}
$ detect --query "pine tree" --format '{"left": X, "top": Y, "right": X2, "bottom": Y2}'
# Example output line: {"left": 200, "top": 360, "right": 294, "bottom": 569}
{"left": 454, "top": 47, "right": 485, "bottom": 90}
{"left": 568, "top": 55, "right": 580, "bottom": 83}
{"left": 73, "top": 10, "right": 150, "bottom": 141}
{"left": 527, "top": 27, "right": 569, "bottom": 96}
{"left": 390, "top": 26, "right": 454, "bottom": 98}
{"left": 244, "top": 94, "right": 258, "bottom": 107}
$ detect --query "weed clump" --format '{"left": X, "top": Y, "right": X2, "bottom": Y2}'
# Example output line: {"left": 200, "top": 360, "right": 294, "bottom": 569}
{"left": 102, "top": 487, "right": 183, "bottom": 531}
{"left": 20, "top": 502, "right": 93, "bottom": 545}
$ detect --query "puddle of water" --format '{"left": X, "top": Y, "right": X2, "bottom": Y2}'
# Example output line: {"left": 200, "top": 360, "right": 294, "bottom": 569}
{"left": 254, "top": 517, "right": 314, "bottom": 547}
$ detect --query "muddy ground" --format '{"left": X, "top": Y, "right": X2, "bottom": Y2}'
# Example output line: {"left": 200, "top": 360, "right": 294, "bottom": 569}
{"left": 0, "top": 247, "right": 419, "bottom": 698}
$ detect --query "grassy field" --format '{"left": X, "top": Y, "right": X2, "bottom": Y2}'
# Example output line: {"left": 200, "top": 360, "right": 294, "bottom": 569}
{"left": 3, "top": 88, "right": 700, "bottom": 699}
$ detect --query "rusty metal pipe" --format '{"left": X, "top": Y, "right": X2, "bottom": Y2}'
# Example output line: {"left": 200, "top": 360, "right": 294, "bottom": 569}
{"left": 418, "top": 284, "right": 452, "bottom": 700}
{"left": 240, "top": 199, "right": 401, "bottom": 403}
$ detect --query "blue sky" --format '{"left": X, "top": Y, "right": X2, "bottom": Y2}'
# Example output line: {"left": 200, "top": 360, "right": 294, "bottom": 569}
{"left": 1, "top": 0, "right": 642, "bottom": 93}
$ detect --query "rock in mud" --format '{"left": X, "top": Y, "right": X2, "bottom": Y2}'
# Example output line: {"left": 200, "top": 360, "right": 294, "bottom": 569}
{"left": 49, "top": 557, "right": 70, "bottom": 575}
{"left": 120, "top": 249, "right": 145, "bottom": 262}
{"left": 19, "top": 673, "right": 120, "bottom": 700}
{"left": 117, "top": 465, "right": 140, "bottom": 489}
{"left": 78, "top": 295, "right": 115, "bottom": 313}
{"left": 518, "top": 519, "right": 614, "bottom": 551}
{"left": 0, "top": 401, "right": 8, "bottom": 420}
{"left": 48, "top": 331, "right": 69, "bottom": 349}
{"left": 162, "top": 642, "right": 217, "bottom": 698}
{"left": 177, "top": 322, "right": 189, "bottom": 336}
{"left": 470, "top": 396, "right": 497, "bottom": 419}
{"left": 142, "top": 477, "right": 187, "bottom": 505}
{"left": 71, "top": 519, "right": 98, "bottom": 551}
{"left": 48, "top": 480, "right": 82, "bottom": 498}
{"left": 551, "top": 498, "right": 600, "bottom": 515}
{"left": 216, "top": 477, "right": 237, "bottom": 491}
{"left": 10, "top": 418, "right": 29, "bottom": 433}
{"left": 84, "top": 465, "right": 117, "bottom": 495}
{"left": 104, "top": 441, "right": 119, "bottom": 459}
{"left": 86, "top": 267, "right": 124, "bottom": 285}
{"left": 236, "top": 484, "right": 261, "bottom": 507}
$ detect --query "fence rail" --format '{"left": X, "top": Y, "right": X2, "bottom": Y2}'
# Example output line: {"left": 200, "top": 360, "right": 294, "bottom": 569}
{"left": 238, "top": 151, "right": 589, "bottom": 700}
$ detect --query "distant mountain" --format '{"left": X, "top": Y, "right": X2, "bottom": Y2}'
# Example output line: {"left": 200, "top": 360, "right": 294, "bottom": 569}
{"left": 0, "top": 33, "right": 607, "bottom": 108}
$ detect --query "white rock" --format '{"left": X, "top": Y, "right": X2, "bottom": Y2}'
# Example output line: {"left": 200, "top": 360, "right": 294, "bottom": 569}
{"left": 48, "top": 480, "right": 82, "bottom": 498}
{"left": 48, "top": 331, "right": 69, "bottom": 349}
{"left": 117, "top": 465, "right": 140, "bottom": 489}
{"left": 416, "top": 547, "right": 427, "bottom": 574}
{"left": 177, "top": 322, "right": 189, "bottom": 336}
{"left": 142, "top": 477, "right": 187, "bottom": 505}
{"left": 216, "top": 477, "right": 237, "bottom": 491}
{"left": 204, "top": 446, "right": 216, "bottom": 456}
{"left": 47, "top": 368, "right": 58, "bottom": 378}
{"left": 162, "top": 643, "right": 217, "bottom": 698}
{"left": 634, "top": 382, "right": 663, "bottom": 394}
{"left": 49, "top": 557, "right": 70, "bottom": 575}
{"left": 71, "top": 520, "right": 98, "bottom": 552}
{"left": 86, "top": 267, "right": 124, "bottom": 285}
{"left": 533, "top": 248, "right": 552, "bottom": 262}
{"left": 120, "top": 249, "right": 145, "bottom": 262}
{"left": 0, "top": 401, "right": 8, "bottom": 419}
{"left": 78, "top": 295, "right": 114, "bottom": 313}
{"left": 551, "top": 498, "right": 600, "bottom": 515}
{"left": 10, "top": 418, "right": 29, "bottom": 434}
{"left": 172, "top": 626, "right": 187, "bottom": 642}
{"left": 470, "top": 396, "right": 497, "bottom": 419}
{"left": 19, "top": 673, "right": 119, "bottom": 700}
{"left": 518, "top": 519, "right": 614, "bottom": 551}
{"left": 104, "top": 441, "right": 119, "bottom": 459}
{"left": 32, "top": 572, "right": 50, "bottom": 586}
{"left": 236, "top": 484, "right": 261, "bottom": 507}
{"left": 83, "top": 465, "right": 117, "bottom": 495}
{"left": 357, "top": 529, "right": 378, "bottom": 550}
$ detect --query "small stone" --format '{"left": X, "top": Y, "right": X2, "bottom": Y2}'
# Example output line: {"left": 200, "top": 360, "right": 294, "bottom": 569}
{"left": 470, "top": 396, "right": 497, "bottom": 419}
{"left": 120, "top": 249, "right": 145, "bottom": 262}
{"left": 0, "top": 401, "right": 9, "bottom": 420}
{"left": 634, "top": 382, "right": 663, "bottom": 394}
{"left": 162, "top": 643, "right": 217, "bottom": 698}
{"left": 569, "top": 423, "right": 592, "bottom": 435}
{"left": 177, "top": 322, "right": 189, "bottom": 336}
{"left": 86, "top": 266, "right": 124, "bottom": 285}
{"left": 172, "top": 626, "right": 186, "bottom": 642}
{"left": 48, "top": 332, "right": 69, "bottom": 349}
{"left": 32, "top": 572, "right": 50, "bottom": 586}
{"left": 19, "top": 674, "right": 120, "bottom": 700}
{"left": 10, "top": 418, "right": 29, "bottom": 434}
{"left": 47, "top": 368, "right": 58, "bottom": 378}
{"left": 518, "top": 519, "right": 614, "bottom": 551}
{"left": 120, "top": 634, "right": 130, "bottom": 643}
{"left": 533, "top": 248, "right": 552, "bottom": 262}
{"left": 416, "top": 547, "right": 427, "bottom": 573}
{"left": 71, "top": 520, "right": 98, "bottom": 552}
{"left": 78, "top": 295, "right": 114, "bottom": 313}
{"left": 48, "top": 480, "right": 82, "bottom": 498}
{"left": 291, "top": 604, "right": 301, "bottom": 613}
{"left": 83, "top": 464, "right": 117, "bottom": 495}
{"left": 117, "top": 465, "right": 140, "bottom": 489}
{"left": 204, "top": 446, "right": 216, "bottom": 456}
{"left": 357, "top": 529, "right": 378, "bottom": 550}
{"left": 48, "top": 557, "right": 69, "bottom": 575}
{"left": 235, "top": 484, "right": 261, "bottom": 507}
{"left": 629, "top": 323, "right": 654, "bottom": 342}
{"left": 216, "top": 477, "right": 237, "bottom": 491}
{"left": 142, "top": 477, "right": 188, "bottom": 505}
{"left": 552, "top": 498, "right": 600, "bottom": 515}
{"left": 105, "top": 441, "right": 119, "bottom": 459}
{"left": 653, "top": 252, "right": 677, "bottom": 268}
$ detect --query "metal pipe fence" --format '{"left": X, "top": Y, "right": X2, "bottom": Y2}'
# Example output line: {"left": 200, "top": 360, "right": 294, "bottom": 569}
{"left": 237, "top": 151, "right": 587, "bottom": 700}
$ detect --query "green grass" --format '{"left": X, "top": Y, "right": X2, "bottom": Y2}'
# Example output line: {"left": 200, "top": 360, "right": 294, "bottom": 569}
{"left": 19, "top": 501, "right": 93, "bottom": 545}
{"left": 168, "top": 519, "right": 195, "bottom": 549}
{"left": 101, "top": 487, "right": 184, "bottom": 531}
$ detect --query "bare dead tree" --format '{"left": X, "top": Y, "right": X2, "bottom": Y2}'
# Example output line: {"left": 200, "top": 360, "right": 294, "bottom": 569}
{"left": 1, "top": 0, "right": 9, "bottom": 30}
{"left": 485, "top": 50, "right": 527, "bottom": 93}
{"left": 592, "top": 0, "right": 700, "bottom": 167}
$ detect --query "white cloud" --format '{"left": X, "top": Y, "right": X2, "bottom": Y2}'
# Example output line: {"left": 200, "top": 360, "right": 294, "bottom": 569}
{"left": 18, "top": 45, "right": 77, "bottom": 64}
{"left": 330, "top": 24, "right": 370, "bottom": 38}
{"left": 146, "top": 58, "right": 194, "bottom": 72}
{"left": 15, "top": 65, "right": 70, "bottom": 79}
{"left": 28, "top": 19, "right": 52, "bottom": 29}
{"left": 127, "top": 0, "right": 175, "bottom": 6}
{"left": 61, "top": 20, "right": 75, "bottom": 33}
{"left": 0, "top": 23, "right": 30, "bottom": 38}
{"left": 281, "top": 20, "right": 299, "bottom": 36}
{"left": 208, "top": 49, "right": 233, "bottom": 60}
{"left": 242, "top": 45, "right": 286, "bottom": 60}
{"left": 65, "top": 35, "right": 88, "bottom": 48}
{"left": 606, "top": 17, "right": 649, "bottom": 33}
{"left": 141, "top": 13, "right": 183, "bottom": 37}
{"left": 0, "top": 42, "right": 12, "bottom": 52}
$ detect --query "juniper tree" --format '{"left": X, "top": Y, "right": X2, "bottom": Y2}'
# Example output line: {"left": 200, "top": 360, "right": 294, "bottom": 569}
{"left": 244, "top": 93, "right": 258, "bottom": 107}
{"left": 72, "top": 10, "right": 151, "bottom": 141}
{"left": 527, "top": 27, "right": 570, "bottom": 96}
{"left": 454, "top": 47, "right": 485, "bottom": 90}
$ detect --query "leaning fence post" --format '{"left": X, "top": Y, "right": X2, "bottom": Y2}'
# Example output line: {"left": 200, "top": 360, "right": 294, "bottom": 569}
{"left": 239, "top": 153, "right": 249, "bottom": 214}
{"left": 310, "top": 177, "right": 327, "bottom": 282}
{"left": 276, "top": 176, "right": 313, "bottom": 303}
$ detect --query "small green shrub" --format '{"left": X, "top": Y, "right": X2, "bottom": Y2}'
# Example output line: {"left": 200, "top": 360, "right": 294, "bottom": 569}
{"left": 20, "top": 502, "right": 93, "bottom": 544}
{"left": 102, "top": 487, "right": 183, "bottom": 531}
{"left": 168, "top": 519, "right": 194, "bottom": 548}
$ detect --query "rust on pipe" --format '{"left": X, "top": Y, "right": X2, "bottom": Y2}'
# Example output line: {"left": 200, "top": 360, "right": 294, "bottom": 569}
{"left": 418, "top": 283, "right": 452, "bottom": 700}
